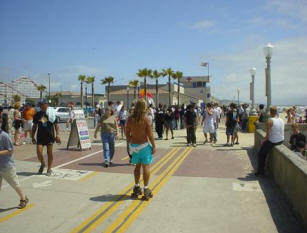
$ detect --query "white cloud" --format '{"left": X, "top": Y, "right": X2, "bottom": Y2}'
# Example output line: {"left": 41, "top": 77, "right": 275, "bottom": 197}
{"left": 268, "top": 0, "right": 307, "bottom": 23}
{"left": 212, "top": 37, "right": 307, "bottom": 105}
{"left": 191, "top": 20, "right": 216, "bottom": 30}
{"left": 246, "top": 17, "right": 298, "bottom": 30}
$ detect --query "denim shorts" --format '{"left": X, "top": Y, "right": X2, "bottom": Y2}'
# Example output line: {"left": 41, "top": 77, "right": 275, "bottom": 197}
{"left": 130, "top": 143, "right": 153, "bottom": 165}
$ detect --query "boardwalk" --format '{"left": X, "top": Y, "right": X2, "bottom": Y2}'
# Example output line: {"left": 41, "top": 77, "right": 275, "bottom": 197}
{"left": 0, "top": 125, "right": 305, "bottom": 233}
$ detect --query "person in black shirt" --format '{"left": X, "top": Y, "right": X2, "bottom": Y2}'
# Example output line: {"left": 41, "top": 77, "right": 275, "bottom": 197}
{"left": 289, "top": 123, "right": 306, "bottom": 151}
{"left": 184, "top": 105, "right": 198, "bottom": 147}
{"left": 32, "top": 101, "right": 61, "bottom": 176}
{"left": 155, "top": 104, "right": 164, "bottom": 139}
{"left": 164, "top": 108, "right": 174, "bottom": 140}
{"left": 225, "top": 103, "right": 238, "bottom": 146}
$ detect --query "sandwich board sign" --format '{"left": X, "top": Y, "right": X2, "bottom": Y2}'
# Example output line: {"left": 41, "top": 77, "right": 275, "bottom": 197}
{"left": 67, "top": 110, "right": 91, "bottom": 150}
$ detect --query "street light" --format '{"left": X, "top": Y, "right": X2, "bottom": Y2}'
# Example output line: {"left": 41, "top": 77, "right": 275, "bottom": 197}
{"left": 126, "top": 86, "right": 130, "bottom": 109}
{"left": 201, "top": 62, "right": 209, "bottom": 103}
{"left": 250, "top": 67, "right": 257, "bottom": 115}
{"left": 48, "top": 73, "right": 51, "bottom": 101}
{"left": 237, "top": 88, "right": 240, "bottom": 106}
{"left": 264, "top": 43, "right": 273, "bottom": 112}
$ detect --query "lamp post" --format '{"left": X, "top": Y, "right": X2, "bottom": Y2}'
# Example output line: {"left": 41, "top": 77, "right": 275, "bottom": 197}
{"left": 237, "top": 88, "right": 240, "bottom": 106}
{"left": 264, "top": 43, "right": 273, "bottom": 112}
{"left": 126, "top": 86, "right": 130, "bottom": 109}
{"left": 250, "top": 67, "right": 257, "bottom": 115}
{"left": 201, "top": 62, "right": 209, "bottom": 103}
{"left": 48, "top": 73, "right": 51, "bottom": 102}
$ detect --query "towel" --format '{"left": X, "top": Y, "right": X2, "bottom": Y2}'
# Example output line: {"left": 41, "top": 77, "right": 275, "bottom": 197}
{"left": 46, "top": 107, "right": 56, "bottom": 123}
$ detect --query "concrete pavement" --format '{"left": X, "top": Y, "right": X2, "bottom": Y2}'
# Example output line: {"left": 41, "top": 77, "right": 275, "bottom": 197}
{"left": 0, "top": 123, "right": 305, "bottom": 233}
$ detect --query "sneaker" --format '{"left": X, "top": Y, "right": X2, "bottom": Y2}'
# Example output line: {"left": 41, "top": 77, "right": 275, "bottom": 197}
{"left": 46, "top": 169, "right": 53, "bottom": 176}
{"left": 104, "top": 162, "right": 109, "bottom": 168}
{"left": 171, "top": 136, "right": 174, "bottom": 139}
{"left": 235, "top": 142, "right": 239, "bottom": 145}
{"left": 38, "top": 165, "right": 45, "bottom": 174}
{"left": 193, "top": 143, "right": 197, "bottom": 147}
{"left": 223, "top": 143, "right": 230, "bottom": 147}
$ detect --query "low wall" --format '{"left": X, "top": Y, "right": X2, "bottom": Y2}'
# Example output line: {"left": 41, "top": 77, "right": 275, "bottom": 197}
{"left": 255, "top": 129, "right": 307, "bottom": 229}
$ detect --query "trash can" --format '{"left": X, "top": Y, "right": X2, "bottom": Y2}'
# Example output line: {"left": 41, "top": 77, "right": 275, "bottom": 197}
{"left": 248, "top": 116, "right": 258, "bottom": 133}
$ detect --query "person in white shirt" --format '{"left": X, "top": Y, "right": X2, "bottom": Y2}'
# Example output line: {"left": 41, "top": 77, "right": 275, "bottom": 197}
{"left": 255, "top": 106, "right": 284, "bottom": 177}
{"left": 212, "top": 103, "right": 219, "bottom": 143}
{"left": 202, "top": 103, "right": 215, "bottom": 144}
{"left": 119, "top": 106, "right": 128, "bottom": 139}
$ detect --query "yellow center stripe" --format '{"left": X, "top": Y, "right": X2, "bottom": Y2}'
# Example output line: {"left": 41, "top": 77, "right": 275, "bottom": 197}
{"left": 104, "top": 147, "right": 193, "bottom": 233}
{"left": 79, "top": 172, "right": 99, "bottom": 182}
{"left": 0, "top": 204, "right": 34, "bottom": 223}
{"left": 69, "top": 147, "right": 180, "bottom": 233}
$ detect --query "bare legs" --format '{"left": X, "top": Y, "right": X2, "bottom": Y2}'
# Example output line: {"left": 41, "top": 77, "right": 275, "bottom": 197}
{"left": 134, "top": 164, "right": 150, "bottom": 186}
{"left": 37, "top": 144, "right": 54, "bottom": 171}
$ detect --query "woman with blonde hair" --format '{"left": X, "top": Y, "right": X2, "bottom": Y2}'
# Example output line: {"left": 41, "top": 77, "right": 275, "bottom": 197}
{"left": 125, "top": 99, "right": 156, "bottom": 200}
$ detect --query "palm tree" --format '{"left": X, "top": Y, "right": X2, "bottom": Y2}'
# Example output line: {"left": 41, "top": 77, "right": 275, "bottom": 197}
{"left": 102, "top": 76, "right": 114, "bottom": 103}
{"left": 51, "top": 92, "right": 62, "bottom": 106}
{"left": 150, "top": 70, "right": 162, "bottom": 106}
{"left": 86, "top": 76, "right": 95, "bottom": 107}
{"left": 129, "top": 80, "right": 139, "bottom": 100}
{"left": 172, "top": 71, "right": 183, "bottom": 106}
{"left": 137, "top": 68, "right": 151, "bottom": 100}
{"left": 78, "top": 75, "right": 86, "bottom": 108}
{"left": 162, "top": 68, "right": 174, "bottom": 106}
{"left": 36, "top": 85, "right": 47, "bottom": 101}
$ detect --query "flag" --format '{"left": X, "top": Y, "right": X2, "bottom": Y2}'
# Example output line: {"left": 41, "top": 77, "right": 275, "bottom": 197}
{"left": 201, "top": 62, "right": 208, "bottom": 67}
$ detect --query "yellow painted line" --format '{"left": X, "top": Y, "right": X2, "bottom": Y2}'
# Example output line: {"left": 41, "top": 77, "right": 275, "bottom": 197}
{"left": 0, "top": 204, "right": 34, "bottom": 223}
{"left": 121, "top": 156, "right": 129, "bottom": 161}
{"left": 79, "top": 172, "right": 99, "bottom": 182}
{"left": 104, "top": 147, "right": 193, "bottom": 233}
{"left": 69, "top": 147, "right": 179, "bottom": 233}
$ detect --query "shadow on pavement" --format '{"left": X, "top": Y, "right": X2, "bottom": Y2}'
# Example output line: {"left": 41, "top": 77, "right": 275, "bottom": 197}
{"left": 238, "top": 146, "right": 305, "bottom": 233}
{"left": 90, "top": 194, "right": 131, "bottom": 202}
{"left": 0, "top": 207, "right": 17, "bottom": 213}
{"left": 78, "top": 162, "right": 129, "bottom": 167}
{"left": 17, "top": 171, "right": 38, "bottom": 176}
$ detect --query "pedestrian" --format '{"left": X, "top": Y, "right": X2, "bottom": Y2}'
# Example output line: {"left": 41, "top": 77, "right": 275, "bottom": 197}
{"left": 258, "top": 104, "right": 266, "bottom": 123}
{"left": 155, "top": 104, "right": 164, "bottom": 140}
{"left": 185, "top": 104, "right": 197, "bottom": 147}
{"left": 0, "top": 129, "right": 29, "bottom": 208}
{"left": 255, "top": 106, "right": 284, "bottom": 177}
{"left": 32, "top": 100, "right": 61, "bottom": 176}
{"left": 22, "top": 103, "right": 36, "bottom": 144}
{"left": 213, "top": 103, "right": 220, "bottom": 143}
{"left": 202, "top": 103, "right": 215, "bottom": 144}
{"left": 174, "top": 107, "right": 180, "bottom": 130}
{"left": 164, "top": 107, "right": 174, "bottom": 140}
{"left": 289, "top": 123, "right": 306, "bottom": 151}
{"left": 241, "top": 104, "right": 249, "bottom": 132}
{"left": 125, "top": 99, "right": 156, "bottom": 200}
{"left": 225, "top": 103, "right": 238, "bottom": 147}
{"left": 66, "top": 105, "right": 75, "bottom": 129}
{"left": 13, "top": 103, "right": 23, "bottom": 146}
{"left": 119, "top": 106, "right": 128, "bottom": 139}
{"left": 179, "top": 104, "right": 185, "bottom": 129}
{"left": 94, "top": 107, "right": 118, "bottom": 167}
{"left": 293, "top": 141, "right": 306, "bottom": 160}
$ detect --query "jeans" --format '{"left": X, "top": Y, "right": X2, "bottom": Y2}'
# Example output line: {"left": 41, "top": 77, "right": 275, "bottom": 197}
{"left": 257, "top": 140, "right": 283, "bottom": 174}
{"left": 186, "top": 126, "right": 196, "bottom": 144}
{"left": 101, "top": 132, "right": 115, "bottom": 163}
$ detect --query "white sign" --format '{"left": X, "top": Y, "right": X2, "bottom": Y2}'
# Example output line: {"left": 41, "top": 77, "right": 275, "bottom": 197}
{"left": 76, "top": 119, "right": 91, "bottom": 149}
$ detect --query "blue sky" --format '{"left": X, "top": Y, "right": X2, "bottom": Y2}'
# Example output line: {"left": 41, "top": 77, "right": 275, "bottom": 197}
{"left": 1, "top": 0, "right": 307, "bottom": 105}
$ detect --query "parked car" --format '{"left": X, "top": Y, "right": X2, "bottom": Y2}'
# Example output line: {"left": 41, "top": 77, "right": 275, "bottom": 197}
{"left": 54, "top": 107, "right": 70, "bottom": 122}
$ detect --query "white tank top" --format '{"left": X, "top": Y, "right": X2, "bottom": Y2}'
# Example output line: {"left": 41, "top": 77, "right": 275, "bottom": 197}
{"left": 269, "top": 117, "right": 284, "bottom": 143}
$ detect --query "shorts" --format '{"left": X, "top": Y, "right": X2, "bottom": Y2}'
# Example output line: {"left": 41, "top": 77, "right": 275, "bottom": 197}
{"left": 226, "top": 126, "right": 235, "bottom": 136}
{"left": 203, "top": 123, "right": 215, "bottom": 133}
{"left": 164, "top": 121, "right": 172, "bottom": 129}
{"left": 119, "top": 120, "right": 126, "bottom": 127}
{"left": 234, "top": 123, "right": 240, "bottom": 134}
{"left": 130, "top": 143, "right": 153, "bottom": 165}
{"left": 23, "top": 120, "right": 33, "bottom": 131}
{"left": 37, "top": 136, "right": 55, "bottom": 145}
{"left": 0, "top": 166, "right": 20, "bottom": 190}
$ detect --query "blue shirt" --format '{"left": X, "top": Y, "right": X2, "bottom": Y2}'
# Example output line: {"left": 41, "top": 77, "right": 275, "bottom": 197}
{"left": 0, "top": 130, "right": 14, "bottom": 168}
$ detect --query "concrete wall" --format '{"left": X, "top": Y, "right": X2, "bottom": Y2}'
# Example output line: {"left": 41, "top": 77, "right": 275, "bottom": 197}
{"left": 254, "top": 129, "right": 307, "bottom": 229}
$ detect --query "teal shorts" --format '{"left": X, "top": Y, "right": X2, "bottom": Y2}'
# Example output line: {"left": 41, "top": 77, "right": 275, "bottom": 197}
{"left": 130, "top": 144, "right": 153, "bottom": 165}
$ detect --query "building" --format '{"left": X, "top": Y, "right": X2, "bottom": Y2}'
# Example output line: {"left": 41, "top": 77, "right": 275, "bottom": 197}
{"left": 181, "top": 76, "right": 211, "bottom": 103}
{"left": 107, "top": 83, "right": 201, "bottom": 108}
{"left": 0, "top": 76, "right": 43, "bottom": 105}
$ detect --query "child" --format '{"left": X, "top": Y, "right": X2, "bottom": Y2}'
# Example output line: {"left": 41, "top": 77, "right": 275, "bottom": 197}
{"left": 0, "top": 129, "right": 29, "bottom": 208}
